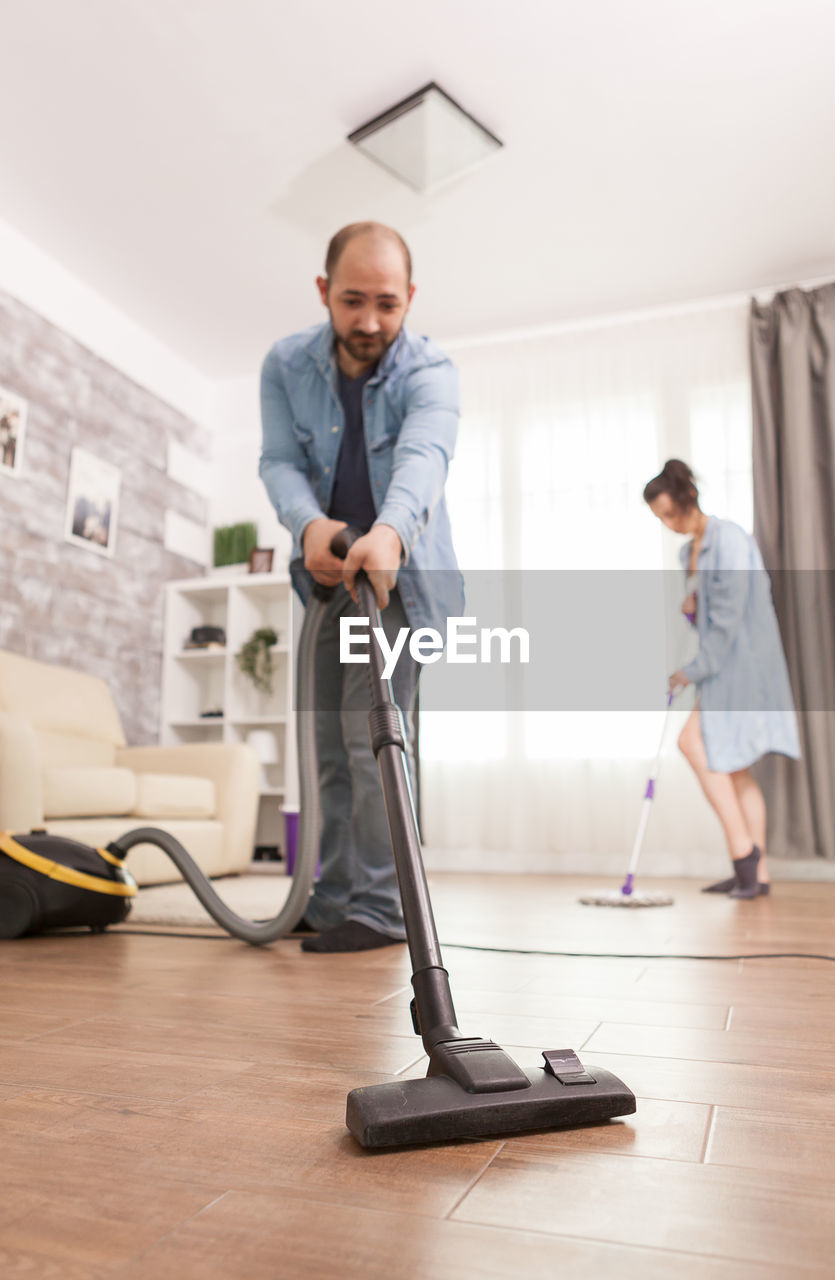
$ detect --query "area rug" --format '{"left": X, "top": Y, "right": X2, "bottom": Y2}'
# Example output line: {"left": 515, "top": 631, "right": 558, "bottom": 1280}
{"left": 127, "top": 864, "right": 294, "bottom": 926}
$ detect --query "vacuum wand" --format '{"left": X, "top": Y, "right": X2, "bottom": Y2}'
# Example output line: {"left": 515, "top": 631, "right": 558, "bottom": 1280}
{"left": 333, "top": 529, "right": 456, "bottom": 1036}
{"left": 355, "top": 581, "right": 443, "bottom": 965}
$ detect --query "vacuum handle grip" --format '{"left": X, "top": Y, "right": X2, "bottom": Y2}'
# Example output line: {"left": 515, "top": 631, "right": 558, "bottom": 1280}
{"left": 312, "top": 526, "right": 366, "bottom": 603}
{"left": 330, "top": 526, "right": 380, "bottom": 625}
{"left": 329, "top": 526, "right": 389, "bottom": 690}
{"left": 329, "top": 526, "right": 364, "bottom": 560}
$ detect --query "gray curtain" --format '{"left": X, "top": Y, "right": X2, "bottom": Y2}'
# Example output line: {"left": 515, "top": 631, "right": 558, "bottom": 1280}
{"left": 749, "top": 284, "right": 835, "bottom": 860}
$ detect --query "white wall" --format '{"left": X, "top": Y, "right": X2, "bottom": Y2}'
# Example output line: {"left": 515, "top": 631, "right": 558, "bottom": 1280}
{"left": 0, "top": 216, "right": 213, "bottom": 427}
{"left": 210, "top": 375, "right": 292, "bottom": 565}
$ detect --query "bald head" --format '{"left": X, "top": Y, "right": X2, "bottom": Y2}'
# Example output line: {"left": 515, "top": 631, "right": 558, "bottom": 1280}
{"left": 325, "top": 222, "right": 412, "bottom": 286}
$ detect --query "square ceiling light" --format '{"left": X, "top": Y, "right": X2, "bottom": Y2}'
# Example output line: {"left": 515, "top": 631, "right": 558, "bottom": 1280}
{"left": 348, "top": 83, "right": 503, "bottom": 193}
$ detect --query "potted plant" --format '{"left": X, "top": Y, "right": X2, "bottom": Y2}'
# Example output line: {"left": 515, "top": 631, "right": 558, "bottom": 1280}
{"left": 236, "top": 626, "right": 279, "bottom": 695}
{"left": 213, "top": 522, "right": 257, "bottom": 575}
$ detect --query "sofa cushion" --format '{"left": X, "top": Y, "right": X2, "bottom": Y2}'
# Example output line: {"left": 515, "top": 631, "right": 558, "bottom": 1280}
{"left": 37, "top": 730, "right": 116, "bottom": 769}
{"left": 132, "top": 773, "right": 215, "bottom": 820}
{"left": 43, "top": 767, "right": 137, "bottom": 819}
{"left": 0, "top": 650, "right": 126, "bottom": 747}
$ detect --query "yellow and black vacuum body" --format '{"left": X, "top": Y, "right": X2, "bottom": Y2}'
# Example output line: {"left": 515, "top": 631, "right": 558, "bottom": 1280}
{"left": 0, "top": 831, "right": 136, "bottom": 938}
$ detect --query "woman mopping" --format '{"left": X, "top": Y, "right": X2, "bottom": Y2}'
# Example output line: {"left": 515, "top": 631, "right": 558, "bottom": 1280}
{"left": 644, "top": 460, "right": 801, "bottom": 899}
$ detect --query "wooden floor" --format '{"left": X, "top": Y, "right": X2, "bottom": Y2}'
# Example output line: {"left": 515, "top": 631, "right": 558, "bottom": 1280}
{"left": 2, "top": 874, "right": 834, "bottom": 1279}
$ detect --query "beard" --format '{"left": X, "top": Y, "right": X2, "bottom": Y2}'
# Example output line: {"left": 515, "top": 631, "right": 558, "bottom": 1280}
{"left": 332, "top": 321, "right": 398, "bottom": 367}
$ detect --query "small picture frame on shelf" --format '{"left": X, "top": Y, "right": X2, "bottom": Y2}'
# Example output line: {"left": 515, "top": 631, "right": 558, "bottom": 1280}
{"left": 248, "top": 547, "right": 274, "bottom": 574}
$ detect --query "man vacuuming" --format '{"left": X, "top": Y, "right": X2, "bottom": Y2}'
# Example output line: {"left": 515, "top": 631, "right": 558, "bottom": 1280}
{"left": 259, "top": 222, "right": 463, "bottom": 952}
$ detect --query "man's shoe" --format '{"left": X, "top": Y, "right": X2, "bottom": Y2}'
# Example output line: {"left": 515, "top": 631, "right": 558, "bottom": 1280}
{"left": 301, "top": 921, "right": 405, "bottom": 953}
{"left": 288, "top": 916, "right": 320, "bottom": 936}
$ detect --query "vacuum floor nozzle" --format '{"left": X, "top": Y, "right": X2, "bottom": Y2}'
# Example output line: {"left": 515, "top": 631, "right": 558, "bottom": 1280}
{"left": 346, "top": 1063, "right": 635, "bottom": 1149}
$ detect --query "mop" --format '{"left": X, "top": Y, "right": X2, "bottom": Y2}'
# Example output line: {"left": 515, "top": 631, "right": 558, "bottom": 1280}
{"left": 579, "top": 691, "right": 677, "bottom": 907}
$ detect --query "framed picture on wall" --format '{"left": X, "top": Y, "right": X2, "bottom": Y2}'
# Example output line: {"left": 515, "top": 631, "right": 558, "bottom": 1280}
{"left": 64, "top": 447, "right": 121, "bottom": 558}
{"left": 0, "top": 384, "right": 27, "bottom": 477}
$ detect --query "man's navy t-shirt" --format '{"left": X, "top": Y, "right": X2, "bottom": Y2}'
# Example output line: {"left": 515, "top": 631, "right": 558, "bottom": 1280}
{"left": 328, "top": 365, "right": 377, "bottom": 532}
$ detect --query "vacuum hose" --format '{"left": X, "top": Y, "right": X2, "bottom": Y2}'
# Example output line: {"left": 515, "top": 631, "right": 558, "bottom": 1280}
{"left": 110, "top": 584, "right": 328, "bottom": 945}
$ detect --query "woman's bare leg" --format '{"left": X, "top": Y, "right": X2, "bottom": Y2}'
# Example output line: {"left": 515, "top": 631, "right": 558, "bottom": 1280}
{"left": 731, "top": 769, "right": 769, "bottom": 882}
{"left": 678, "top": 709, "right": 754, "bottom": 861}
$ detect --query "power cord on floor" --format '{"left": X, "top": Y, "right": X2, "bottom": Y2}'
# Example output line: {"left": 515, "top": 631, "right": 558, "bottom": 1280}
{"left": 51, "top": 927, "right": 835, "bottom": 961}
{"left": 442, "top": 943, "right": 835, "bottom": 962}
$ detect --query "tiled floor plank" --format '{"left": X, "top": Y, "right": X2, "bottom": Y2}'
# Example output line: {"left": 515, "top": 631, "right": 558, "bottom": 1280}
{"left": 451, "top": 1148, "right": 834, "bottom": 1269}
{"left": 707, "top": 1107, "right": 835, "bottom": 1178}
{"left": 583, "top": 1021, "right": 835, "bottom": 1071}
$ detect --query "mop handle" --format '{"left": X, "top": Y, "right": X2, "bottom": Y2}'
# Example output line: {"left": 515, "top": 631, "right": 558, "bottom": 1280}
{"left": 621, "top": 691, "right": 675, "bottom": 895}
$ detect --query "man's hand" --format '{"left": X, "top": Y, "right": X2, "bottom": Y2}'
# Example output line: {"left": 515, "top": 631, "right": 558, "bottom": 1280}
{"left": 302, "top": 517, "right": 348, "bottom": 588}
{"left": 343, "top": 524, "right": 403, "bottom": 610}
{"left": 668, "top": 669, "right": 691, "bottom": 694}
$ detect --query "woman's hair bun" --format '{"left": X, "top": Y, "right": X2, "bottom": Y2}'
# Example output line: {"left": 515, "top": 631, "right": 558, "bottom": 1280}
{"left": 643, "top": 459, "right": 699, "bottom": 509}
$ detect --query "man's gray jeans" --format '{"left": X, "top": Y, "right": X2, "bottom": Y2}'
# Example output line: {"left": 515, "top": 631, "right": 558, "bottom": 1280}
{"left": 304, "top": 585, "right": 418, "bottom": 938}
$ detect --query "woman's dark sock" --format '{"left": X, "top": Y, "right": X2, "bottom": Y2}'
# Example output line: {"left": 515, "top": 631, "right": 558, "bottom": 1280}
{"left": 728, "top": 846, "right": 762, "bottom": 899}
{"left": 702, "top": 876, "right": 737, "bottom": 893}
{"left": 301, "top": 921, "right": 404, "bottom": 953}
{"left": 702, "top": 875, "right": 770, "bottom": 895}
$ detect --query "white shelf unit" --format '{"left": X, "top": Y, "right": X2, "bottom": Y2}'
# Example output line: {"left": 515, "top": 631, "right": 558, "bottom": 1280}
{"left": 161, "top": 573, "right": 298, "bottom": 854}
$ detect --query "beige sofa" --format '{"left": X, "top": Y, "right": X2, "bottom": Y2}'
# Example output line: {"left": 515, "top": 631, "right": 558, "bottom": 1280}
{"left": 0, "top": 649, "right": 260, "bottom": 885}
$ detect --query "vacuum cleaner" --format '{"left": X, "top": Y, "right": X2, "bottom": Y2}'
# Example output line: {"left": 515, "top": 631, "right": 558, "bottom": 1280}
{"left": 331, "top": 530, "right": 635, "bottom": 1146}
{"left": 0, "top": 528, "right": 636, "bottom": 1148}
{"left": 0, "top": 830, "right": 138, "bottom": 937}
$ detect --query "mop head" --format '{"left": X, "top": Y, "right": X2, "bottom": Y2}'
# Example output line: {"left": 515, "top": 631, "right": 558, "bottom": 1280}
{"left": 579, "top": 888, "right": 674, "bottom": 907}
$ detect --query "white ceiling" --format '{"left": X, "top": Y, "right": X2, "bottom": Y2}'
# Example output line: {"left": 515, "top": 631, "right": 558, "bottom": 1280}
{"left": 2, "top": 0, "right": 834, "bottom": 377}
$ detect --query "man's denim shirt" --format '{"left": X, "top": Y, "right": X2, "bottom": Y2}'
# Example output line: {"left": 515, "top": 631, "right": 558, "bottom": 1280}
{"left": 259, "top": 321, "right": 464, "bottom": 632}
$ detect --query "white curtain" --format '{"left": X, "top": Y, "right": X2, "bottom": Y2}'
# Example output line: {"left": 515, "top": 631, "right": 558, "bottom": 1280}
{"left": 420, "top": 302, "right": 753, "bottom": 870}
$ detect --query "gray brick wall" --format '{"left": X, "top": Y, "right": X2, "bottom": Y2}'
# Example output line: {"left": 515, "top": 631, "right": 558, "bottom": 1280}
{"left": 0, "top": 288, "right": 209, "bottom": 745}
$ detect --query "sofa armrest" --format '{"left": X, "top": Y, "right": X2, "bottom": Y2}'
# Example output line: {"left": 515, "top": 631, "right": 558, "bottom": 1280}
{"left": 0, "top": 711, "right": 44, "bottom": 831}
{"left": 115, "top": 743, "right": 260, "bottom": 872}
